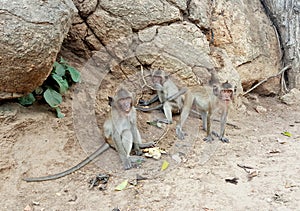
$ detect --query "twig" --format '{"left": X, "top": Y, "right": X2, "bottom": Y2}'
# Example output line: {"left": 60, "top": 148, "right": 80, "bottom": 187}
{"left": 155, "top": 126, "right": 169, "bottom": 144}
{"left": 243, "top": 65, "right": 291, "bottom": 96}
{"left": 237, "top": 163, "right": 254, "bottom": 173}
{"left": 140, "top": 65, "right": 154, "bottom": 90}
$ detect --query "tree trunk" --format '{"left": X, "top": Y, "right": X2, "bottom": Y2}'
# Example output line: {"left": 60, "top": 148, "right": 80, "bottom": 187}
{"left": 260, "top": 0, "right": 300, "bottom": 90}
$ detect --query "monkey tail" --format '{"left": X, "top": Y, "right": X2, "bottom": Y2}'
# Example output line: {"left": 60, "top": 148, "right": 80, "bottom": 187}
{"left": 23, "top": 143, "right": 110, "bottom": 182}
{"left": 135, "top": 104, "right": 163, "bottom": 112}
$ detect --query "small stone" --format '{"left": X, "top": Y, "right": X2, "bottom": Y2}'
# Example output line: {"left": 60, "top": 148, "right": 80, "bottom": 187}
{"left": 280, "top": 88, "right": 300, "bottom": 105}
{"left": 255, "top": 105, "right": 267, "bottom": 113}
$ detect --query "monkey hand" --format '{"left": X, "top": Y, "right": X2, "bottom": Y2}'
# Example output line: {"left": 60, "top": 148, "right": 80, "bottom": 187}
{"left": 176, "top": 126, "right": 186, "bottom": 140}
{"left": 153, "top": 83, "right": 163, "bottom": 91}
{"left": 139, "top": 142, "right": 155, "bottom": 148}
{"left": 138, "top": 99, "right": 148, "bottom": 106}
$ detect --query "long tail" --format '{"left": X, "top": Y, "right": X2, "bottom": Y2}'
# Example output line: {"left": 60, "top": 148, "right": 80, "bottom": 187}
{"left": 23, "top": 143, "right": 110, "bottom": 182}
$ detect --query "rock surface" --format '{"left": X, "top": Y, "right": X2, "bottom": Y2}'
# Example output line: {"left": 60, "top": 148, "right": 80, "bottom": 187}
{"left": 66, "top": 0, "right": 280, "bottom": 95}
{"left": 0, "top": 0, "right": 76, "bottom": 99}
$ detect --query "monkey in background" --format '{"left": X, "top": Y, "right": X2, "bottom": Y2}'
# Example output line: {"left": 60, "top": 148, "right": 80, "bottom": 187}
{"left": 23, "top": 88, "right": 152, "bottom": 182}
{"left": 176, "top": 80, "right": 236, "bottom": 143}
{"left": 138, "top": 69, "right": 186, "bottom": 124}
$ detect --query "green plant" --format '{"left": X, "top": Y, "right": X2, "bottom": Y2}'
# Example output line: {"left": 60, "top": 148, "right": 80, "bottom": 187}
{"left": 18, "top": 57, "right": 81, "bottom": 118}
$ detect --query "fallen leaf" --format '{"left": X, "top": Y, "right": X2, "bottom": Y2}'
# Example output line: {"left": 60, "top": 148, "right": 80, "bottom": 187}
{"left": 225, "top": 177, "right": 239, "bottom": 184}
{"left": 247, "top": 170, "right": 259, "bottom": 181}
{"left": 143, "top": 147, "right": 166, "bottom": 159}
{"left": 269, "top": 149, "right": 281, "bottom": 153}
{"left": 23, "top": 205, "right": 32, "bottom": 211}
{"left": 147, "top": 121, "right": 163, "bottom": 128}
{"left": 282, "top": 131, "right": 292, "bottom": 137}
{"left": 161, "top": 160, "right": 169, "bottom": 171}
{"left": 276, "top": 138, "right": 287, "bottom": 144}
{"left": 115, "top": 180, "right": 128, "bottom": 191}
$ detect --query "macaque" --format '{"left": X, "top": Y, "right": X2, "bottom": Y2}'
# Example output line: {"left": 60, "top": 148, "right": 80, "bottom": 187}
{"left": 23, "top": 88, "right": 152, "bottom": 182}
{"left": 103, "top": 88, "right": 153, "bottom": 169}
{"left": 138, "top": 69, "right": 185, "bottom": 124}
{"left": 176, "top": 81, "right": 236, "bottom": 142}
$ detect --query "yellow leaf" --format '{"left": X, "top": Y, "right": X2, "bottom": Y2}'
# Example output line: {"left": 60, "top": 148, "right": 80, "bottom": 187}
{"left": 282, "top": 131, "right": 292, "bottom": 137}
{"left": 161, "top": 160, "right": 169, "bottom": 171}
{"left": 115, "top": 180, "right": 128, "bottom": 191}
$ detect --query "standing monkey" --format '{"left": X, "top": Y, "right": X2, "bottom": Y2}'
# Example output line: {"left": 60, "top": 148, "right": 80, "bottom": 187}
{"left": 23, "top": 88, "right": 152, "bottom": 182}
{"left": 138, "top": 69, "right": 185, "bottom": 124}
{"left": 176, "top": 81, "right": 236, "bottom": 142}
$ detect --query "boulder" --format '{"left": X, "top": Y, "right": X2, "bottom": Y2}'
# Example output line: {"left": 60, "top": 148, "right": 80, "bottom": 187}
{"left": 63, "top": 0, "right": 281, "bottom": 95}
{"left": 0, "top": 0, "right": 77, "bottom": 99}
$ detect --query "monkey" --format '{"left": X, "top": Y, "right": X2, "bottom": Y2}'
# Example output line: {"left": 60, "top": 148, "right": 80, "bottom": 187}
{"left": 23, "top": 88, "right": 153, "bottom": 182}
{"left": 138, "top": 69, "right": 185, "bottom": 124}
{"left": 103, "top": 88, "right": 153, "bottom": 169}
{"left": 176, "top": 81, "right": 236, "bottom": 143}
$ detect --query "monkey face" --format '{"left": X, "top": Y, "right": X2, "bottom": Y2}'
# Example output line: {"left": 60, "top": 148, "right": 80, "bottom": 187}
{"left": 152, "top": 76, "right": 163, "bottom": 85}
{"left": 119, "top": 97, "right": 132, "bottom": 113}
{"left": 220, "top": 89, "right": 233, "bottom": 102}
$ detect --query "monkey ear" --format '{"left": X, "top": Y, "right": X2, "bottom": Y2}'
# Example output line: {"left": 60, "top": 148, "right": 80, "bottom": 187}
{"left": 108, "top": 96, "right": 113, "bottom": 106}
{"left": 213, "top": 85, "right": 219, "bottom": 96}
{"left": 234, "top": 85, "right": 237, "bottom": 93}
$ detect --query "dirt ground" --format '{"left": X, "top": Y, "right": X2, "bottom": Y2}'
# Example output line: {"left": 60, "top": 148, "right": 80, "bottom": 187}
{"left": 1, "top": 76, "right": 300, "bottom": 210}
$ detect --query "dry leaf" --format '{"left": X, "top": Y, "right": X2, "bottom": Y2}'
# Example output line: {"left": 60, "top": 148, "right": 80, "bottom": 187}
{"left": 161, "top": 160, "right": 169, "bottom": 171}
{"left": 143, "top": 147, "right": 166, "bottom": 159}
{"left": 115, "top": 180, "right": 128, "bottom": 191}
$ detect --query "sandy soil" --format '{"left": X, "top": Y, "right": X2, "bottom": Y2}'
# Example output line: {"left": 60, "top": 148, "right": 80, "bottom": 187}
{"left": 0, "top": 77, "right": 300, "bottom": 210}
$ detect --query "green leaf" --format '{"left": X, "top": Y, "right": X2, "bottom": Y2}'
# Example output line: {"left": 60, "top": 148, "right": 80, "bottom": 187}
{"left": 115, "top": 180, "right": 128, "bottom": 191}
{"left": 66, "top": 66, "right": 81, "bottom": 83}
{"left": 53, "top": 61, "right": 66, "bottom": 77}
{"left": 43, "top": 88, "right": 62, "bottom": 108}
{"left": 282, "top": 131, "right": 292, "bottom": 137}
{"left": 18, "top": 93, "right": 36, "bottom": 106}
{"left": 59, "top": 57, "right": 67, "bottom": 65}
{"left": 55, "top": 107, "right": 65, "bottom": 118}
{"left": 51, "top": 73, "right": 69, "bottom": 94}
{"left": 161, "top": 160, "right": 169, "bottom": 171}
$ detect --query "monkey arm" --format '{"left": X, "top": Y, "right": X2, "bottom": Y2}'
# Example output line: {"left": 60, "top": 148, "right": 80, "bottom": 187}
{"left": 138, "top": 94, "right": 159, "bottom": 106}
{"left": 136, "top": 88, "right": 187, "bottom": 112}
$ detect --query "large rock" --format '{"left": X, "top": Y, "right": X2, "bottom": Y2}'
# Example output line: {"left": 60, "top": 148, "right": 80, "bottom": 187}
{"left": 211, "top": 0, "right": 280, "bottom": 93}
{"left": 99, "top": 0, "right": 182, "bottom": 30}
{"left": 64, "top": 0, "right": 281, "bottom": 95}
{"left": 0, "top": 0, "right": 77, "bottom": 99}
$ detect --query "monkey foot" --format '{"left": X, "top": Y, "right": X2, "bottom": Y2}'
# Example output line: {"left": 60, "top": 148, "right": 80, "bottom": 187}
{"left": 203, "top": 135, "right": 214, "bottom": 142}
{"left": 176, "top": 127, "right": 186, "bottom": 140}
{"left": 220, "top": 137, "right": 230, "bottom": 143}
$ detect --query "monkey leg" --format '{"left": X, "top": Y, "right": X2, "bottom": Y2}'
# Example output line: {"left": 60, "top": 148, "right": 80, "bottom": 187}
{"left": 219, "top": 109, "right": 229, "bottom": 143}
{"left": 176, "top": 94, "right": 193, "bottom": 140}
{"left": 132, "top": 127, "right": 143, "bottom": 156}
{"left": 210, "top": 110, "right": 230, "bottom": 143}
{"left": 200, "top": 111, "right": 208, "bottom": 131}
{"left": 116, "top": 130, "right": 133, "bottom": 170}
{"left": 203, "top": 110, "right": 214, "bottom": 142}
{"left": 162, "top": 101, "right": 173, "bottom": 124}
